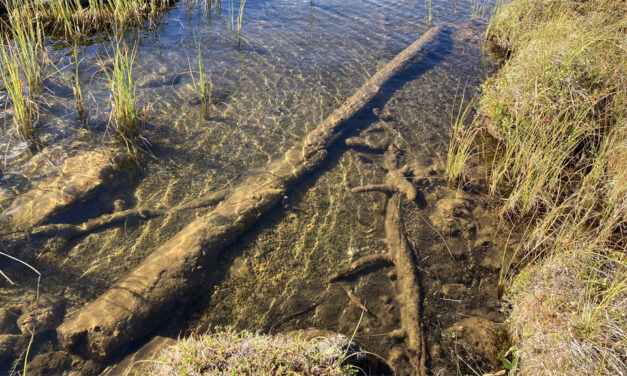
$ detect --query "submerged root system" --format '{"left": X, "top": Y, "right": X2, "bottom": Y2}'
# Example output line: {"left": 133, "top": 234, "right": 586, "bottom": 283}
{"left": 328, "top": 253, "right": 393, "bottom": 283}
{"left": 4, "top": 189, "right": 228, "bottom": 245}
{"left": 56, "top": 26, "right": 444, "bottom": 361}
{"left": 348, "top": 139, "right": 428, "bottom": 376}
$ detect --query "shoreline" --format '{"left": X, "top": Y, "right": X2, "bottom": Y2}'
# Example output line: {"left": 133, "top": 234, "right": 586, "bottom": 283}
{"left": 447, "top": 0, "right": 626, "bottom": 374}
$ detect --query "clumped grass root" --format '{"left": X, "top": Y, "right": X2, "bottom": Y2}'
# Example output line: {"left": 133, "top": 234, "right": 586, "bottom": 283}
{"left": 447, "top": 0, "right": 626, "bottom": 374}
{"left": 143, "top": 328, "right": 360, "bottom": 376}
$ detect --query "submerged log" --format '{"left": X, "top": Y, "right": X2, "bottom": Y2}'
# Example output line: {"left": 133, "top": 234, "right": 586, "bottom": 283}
{"left": 57, "top": 25, "right": 444, "bottom": 361}
{"left": 1, "top": 149, "right": 130, "bottom": 230}
{"left": 386, "top": 194, "right": 427, "bottom": 376}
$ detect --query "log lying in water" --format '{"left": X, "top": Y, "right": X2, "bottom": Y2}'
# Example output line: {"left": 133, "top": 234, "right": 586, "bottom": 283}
{"left": 385, "top": 194, "right": 427, "bottom": 376}
{"left": 1, "top": 149, "right": 130, "bottom": 230}
{"left": 57, "top": 25, "right": 444, "bottom": 361}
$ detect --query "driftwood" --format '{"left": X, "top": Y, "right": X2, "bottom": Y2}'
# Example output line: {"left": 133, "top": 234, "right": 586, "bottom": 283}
{"left": 57, "top": 25, "right": 443, "bottom": 361}
{"left": 1, "top": 149, "right": 130, "bottom": 230}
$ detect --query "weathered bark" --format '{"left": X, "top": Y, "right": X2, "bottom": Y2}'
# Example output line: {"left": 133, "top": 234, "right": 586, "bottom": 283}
{"left": 57, "top": 25, "right": 443, "bottom": 361}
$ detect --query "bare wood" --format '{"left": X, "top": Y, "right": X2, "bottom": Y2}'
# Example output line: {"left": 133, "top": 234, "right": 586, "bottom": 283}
{"left": 57, "top": 26, "right": 444, "bottom": 361}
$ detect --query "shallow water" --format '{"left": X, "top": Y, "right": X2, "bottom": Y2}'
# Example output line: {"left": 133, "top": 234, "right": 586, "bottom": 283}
{"left": 0, "top": 0, "right": 500, "bottom": 374}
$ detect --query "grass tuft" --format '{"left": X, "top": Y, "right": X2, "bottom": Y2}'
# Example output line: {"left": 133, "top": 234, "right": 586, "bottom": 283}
{"left": 447, "top": 0, "right": 626, "bottom": 374}
{"left": 100, "top": 39, "right": 143, "bottom": 160}
{"left": 189, "top": 41, "right": 213, "bottom": 119}
{"left": 0, "top": 36, "right": 37, "bottom": 143}
{"left": 143, "top": 328, "right": 360, "bottom": 375}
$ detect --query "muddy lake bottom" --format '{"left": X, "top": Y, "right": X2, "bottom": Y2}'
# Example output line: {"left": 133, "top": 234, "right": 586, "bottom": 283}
{"left": 0, "top": 1, "right": 507, "bottom": 374}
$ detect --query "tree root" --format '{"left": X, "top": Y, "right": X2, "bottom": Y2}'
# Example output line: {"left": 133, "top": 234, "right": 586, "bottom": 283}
{"left": 57, "top": 26, "right": 444, "bottom": 362}
{"left": 351, "top": 146, "right": 418, "bottom": 202}
{"left": 5, "top": 189, "right": 228, "bottom": 245}
{"left": 346, "top": 140, "right": 428, "bottom": 375}
{"left": 386, "top": 194, "right": 427, "bottom": 376}
{"left": 342, "top": 286, "right": 377, "bottom": 319}
{"left": 328, "top": 253, "right": 393, "bottom": 282}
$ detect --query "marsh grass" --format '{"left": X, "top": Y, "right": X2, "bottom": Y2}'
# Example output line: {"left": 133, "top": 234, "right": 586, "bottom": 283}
{"left": 425, "top": 0, "right": 432, "bottom": 27}
{"left": 0, "top": 37, "right": 37, "bottom": 143}
{"left": 447, "top": 0, "right": 626, "bottom": 374}
{"left": 8, "top": 0, "right": 175, "bottom": 44}
{"left": 3, "top": 1, "right": 47, "bottom": 94}
{"left": 188, "top": 41, "right": 213, "bottom": 119}
{"left": 100, "top": 39, "right": 143, "bottom": 160}
{"left": 236, "top": 0, "right": 246, "bottom": 44}
{"left": 446, "top": 88, "right": 480, "bottom": 184}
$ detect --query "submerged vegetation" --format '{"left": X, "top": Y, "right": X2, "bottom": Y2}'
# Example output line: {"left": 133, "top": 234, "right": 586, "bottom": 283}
{"left": 143, "top": 329, "right": 360, "bottom": 376}
{"left": 448, "top": 0, "right": 626, "bottom": 374}
{"left": 71, "top": 48, "right": 87, "bottom": 126}
{"left": 100, "top": 40, "right": 143, "bottom": 159}
{"left": 0, "top": 38, "right": 37, "bottom": 142}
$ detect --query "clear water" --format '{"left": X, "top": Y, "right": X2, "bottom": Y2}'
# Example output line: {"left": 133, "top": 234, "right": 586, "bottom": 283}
{"left": 0, "top": 0, "right": 497, "bottom": 374}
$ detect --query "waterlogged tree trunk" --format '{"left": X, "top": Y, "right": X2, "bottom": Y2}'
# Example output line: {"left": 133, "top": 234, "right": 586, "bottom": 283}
{"left": 57, "top": 25, "right": 444, "bottom": 361}
{"left": 386, "top": 194, "right": 427, "bottom": 376}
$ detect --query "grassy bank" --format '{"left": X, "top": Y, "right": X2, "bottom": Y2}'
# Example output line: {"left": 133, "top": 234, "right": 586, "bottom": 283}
{"left": 447, "top": 0, "right": 626, "bottom": 374}
{"left": 142, "top": 329, "right": 361, "bottom": 375}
